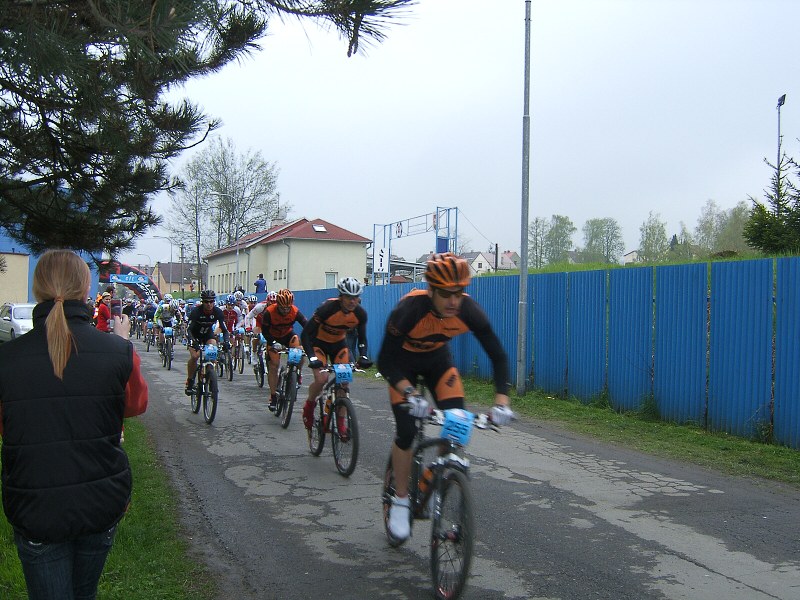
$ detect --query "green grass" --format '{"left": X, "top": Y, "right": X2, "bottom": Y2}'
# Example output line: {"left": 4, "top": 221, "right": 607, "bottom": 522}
{"left": 0, "top": 419, "right": 213, "bottom": 600}
{"left": 463, "top": 378, "right": 800, "bottom": 489}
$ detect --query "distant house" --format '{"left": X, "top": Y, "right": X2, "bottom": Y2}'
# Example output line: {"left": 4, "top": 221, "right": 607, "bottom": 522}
{"left": 151, "top": 262, "right": 205, "bottom": 295}
{"left": 484, "top": 250, "right": 520, "bottom": 270}
{"left": 205, "top": 218, "right": 370, "bottom": 294}
{"left": 622, "top": 250, "right": 640, "bottom": 265}
{"left": 461, "top": 251, "right": 495, "bottom": 276}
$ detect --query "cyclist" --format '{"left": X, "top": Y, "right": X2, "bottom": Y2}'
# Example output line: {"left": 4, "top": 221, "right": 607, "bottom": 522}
{"left": 300, "top": 277, "right": 372, "bottom": 433}
{"left": 245, "top": 291, "right": 275, "bottom": 364}
{"left": 260, "top": 289, "right": 308, "bottom": 411}
{"left": 184, "top": 290, "right": 230, "bottom": 395}
{"left": 221, "top": 294, "right": 244, "bottom": 354}
{"left": 154, "top": 294, "right": 182, "bottom": 352}
{"left": 377, "top": 252, "right": 514, "bottom": 542}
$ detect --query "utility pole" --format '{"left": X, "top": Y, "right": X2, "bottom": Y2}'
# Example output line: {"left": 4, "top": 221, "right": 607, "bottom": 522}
{"left": 180, "top": 243, "right": 185, "bottom": 299}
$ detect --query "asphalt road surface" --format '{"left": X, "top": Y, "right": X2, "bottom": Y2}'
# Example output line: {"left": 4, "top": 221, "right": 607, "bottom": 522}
{"left": 135, "top": 337, "right": 800, "bottom": 600}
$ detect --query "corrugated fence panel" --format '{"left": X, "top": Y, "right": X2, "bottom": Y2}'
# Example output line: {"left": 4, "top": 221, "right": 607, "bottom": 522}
{"left": 653, "top": 263, "right": 707, "bottom": 425}
{"left": 533, "top": 272, "right": 568, "bottom": 395}
{"left": 608, "top": 267, "right": 653, "bottom": 411}
{"left": 452, "top": 276, "right": 520, "bottom": 383}
{"left": 360, "top": 281, "right": 417, "bottom": 359}
{"left": 775, "top": 258, "right": 800, "bottom": 448}
{"left": 567, "top": 270, "right": 606, "bottom": 400}
{"left": 709, "top": 260, "right": 772, "bottom": 437}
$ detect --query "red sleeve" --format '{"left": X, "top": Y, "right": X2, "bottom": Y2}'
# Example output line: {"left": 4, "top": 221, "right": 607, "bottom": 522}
{"left": 124, "top": 348, "right": 149, "bottom": 417}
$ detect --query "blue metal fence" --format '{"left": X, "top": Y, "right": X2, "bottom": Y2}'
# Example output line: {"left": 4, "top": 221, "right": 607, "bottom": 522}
{"left": 293, "top": 258, "right": 800, "bottom": 449}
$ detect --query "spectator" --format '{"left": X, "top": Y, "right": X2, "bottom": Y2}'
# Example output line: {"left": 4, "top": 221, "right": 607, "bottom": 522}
{"left": 96, "top": 291, "right": 112, "bottom": 332}
{"left": 254, "top": 273, "right": 267, "bottom": 295}
{"left": 0, "top": 249, "right": 148, "bottom": 600}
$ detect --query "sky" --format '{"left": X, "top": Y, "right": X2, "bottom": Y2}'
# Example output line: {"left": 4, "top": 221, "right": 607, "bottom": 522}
{"left": 119, "top": 0, "right": 800, "bottom": 270}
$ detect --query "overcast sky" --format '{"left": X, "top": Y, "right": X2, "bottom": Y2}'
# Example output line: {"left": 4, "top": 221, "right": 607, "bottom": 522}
{"left": 119, "top": 0, "right": 800, "bottom": 270}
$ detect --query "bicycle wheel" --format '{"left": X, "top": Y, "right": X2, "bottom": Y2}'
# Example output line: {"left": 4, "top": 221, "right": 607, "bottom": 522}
{"left": 237, "top": 344, "right": 245, "bottom": 374}
{"left": 226, "top": 351, "right": 233, "bottom": 381}
{"left": 146, "top": 332, "right": 152, "bottom": 352}
{"left": 161, "top": 340, "right": 167, "bottom": 368}
{"left": 274, "top": 369, "right": 286, "bottom": 418}
{"left": 280, "top": 369, "right": 297, "bottom": 429}
{"left": 331, "top": 396, "right": 359, "bottom": 477}
{"left": 166, "top": 338, "right": 173, "bottom": 371}
{"left": 203, "top": 366, "right": 218, "bottom": 424}
{"left": 254, "top": 355, "right": 265, "bottom": 387}
{"left": 308, "top": 399, "right": 325, "bottom": 456}
{"left": 382, "top": 457, "right": 412, "bottom": 547}
{"left": 191, "top": 377, "right": 202, "bottom": 414}
{"left": 216, "top": 356, "right": 224, "bottom": 379}
{"left": 430, "top": 469, "right": 474, "bottom": 600}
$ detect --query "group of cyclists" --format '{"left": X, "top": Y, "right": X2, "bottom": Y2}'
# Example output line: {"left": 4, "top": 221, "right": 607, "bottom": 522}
{"left": 129, "top": 252, "right": 516, "bottom": 545}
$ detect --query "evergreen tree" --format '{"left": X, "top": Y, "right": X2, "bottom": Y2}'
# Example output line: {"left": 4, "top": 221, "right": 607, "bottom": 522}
{"left": 0, "top": 1, "right": 412, "bottom": 256}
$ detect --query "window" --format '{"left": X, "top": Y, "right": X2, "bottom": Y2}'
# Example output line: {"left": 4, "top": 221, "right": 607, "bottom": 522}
{"left": 312, "top": 224, "right": 327, "bottom": 233}
{"left": 274, "top": 270, "right": 278, "bottom": 279}
{"left": 325, "top": 272, "right": 338, "bottom": 289}
{"left": 477, "top": 262, "right": 482, "bottom": 268}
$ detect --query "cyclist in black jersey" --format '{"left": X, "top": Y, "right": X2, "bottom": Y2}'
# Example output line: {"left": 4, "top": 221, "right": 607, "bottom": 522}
{"left": 184, "top": 289, "right": 230, "bottom": 395}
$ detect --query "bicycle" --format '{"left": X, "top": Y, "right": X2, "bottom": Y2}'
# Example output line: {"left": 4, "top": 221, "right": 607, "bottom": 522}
{"left": 189, "top": 341, "right": 220, "bottom": 424}
{"left": 253, "top": 333, "right": 266, "bottom": 388}
{"left": 231, "top": 327, "right": 246, "bottom": 375}
{"left": 160, "top": 325, "right": 174, "bottom": 370}
{"left": 307, "top": 363, "right": 361, "bottom": 477}
{"left": 144, "top": 321, "right": 156, "bottom": 352}
{"left": 382, "top": 404, "right": 494, "bottom": 600}
{"left": 134, "top": 315, "right": 143, "bottom": 339}
{"left": 215, "top": 333, "right": 234, "bottom": 382}
{"left": 272, "top": 345, "right": 304, "bottom": 429}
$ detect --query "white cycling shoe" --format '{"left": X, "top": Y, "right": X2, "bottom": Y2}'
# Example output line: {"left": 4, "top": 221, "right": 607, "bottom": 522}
{"left": 389, "top": 495, "right": 411, "bottom": 541}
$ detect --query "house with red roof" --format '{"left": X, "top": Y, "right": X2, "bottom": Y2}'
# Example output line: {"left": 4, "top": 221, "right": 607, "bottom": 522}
{"left": 204, "top": 218, "right": 370, "bottom": 294}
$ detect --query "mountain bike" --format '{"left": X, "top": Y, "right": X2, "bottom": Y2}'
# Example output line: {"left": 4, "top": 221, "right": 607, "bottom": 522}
{"left": 189, "top": 342, "right": 220, "bottom": 424}
{"left": 273, "top": 345, "right": 304, "bottom": 429}
{"left": 145, "top": 321, "right": 156, "bottom": 352}
{"left": 253, "top": 333, "right": 266, "bottom": 388}
{"left": 135, "top": 315, "right": 143, "bottom": 339}
{"left": 308, "top": 363, "right": 362, "bottom": 477}
{"left": 215, "top": 333, "right": 234, "bottom": 381}
{"left": 382, "top": 404, "right": 494, "bottom": 600}
{"left": 231, "top": 327, "right": 246, "bottom": 374}
{"left": 160, "top": 325, "right": 174, "bottom": 370}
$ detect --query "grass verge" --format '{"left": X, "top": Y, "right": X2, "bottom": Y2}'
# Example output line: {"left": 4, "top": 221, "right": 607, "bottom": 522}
{"left": 463, "top": 378, "right": 800, "bottom": 489}
{"left": 0, "top": 418, "right": 214, "bottom": 600}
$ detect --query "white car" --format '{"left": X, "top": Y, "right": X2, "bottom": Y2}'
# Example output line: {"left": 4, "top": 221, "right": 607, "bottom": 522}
{"left": 0, "top": 303, "right": 35, "bottom": 342}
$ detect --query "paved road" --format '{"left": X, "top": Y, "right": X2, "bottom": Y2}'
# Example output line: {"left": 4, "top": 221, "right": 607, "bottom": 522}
{"left": 135, "top": 338, "right": 800, "bottom": 599}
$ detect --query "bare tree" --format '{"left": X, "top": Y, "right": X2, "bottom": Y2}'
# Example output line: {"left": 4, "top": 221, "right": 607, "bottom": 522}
{"left": 638, "top": 212, "right": 669, "bottom": 263}
{"left": 528, "top": 217, "right": 549, "bottom": 268}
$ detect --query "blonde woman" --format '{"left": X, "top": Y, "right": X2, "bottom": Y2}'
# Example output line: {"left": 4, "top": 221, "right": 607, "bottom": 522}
{"left": 0, "top": 249, "right": 148, "bottom": 600}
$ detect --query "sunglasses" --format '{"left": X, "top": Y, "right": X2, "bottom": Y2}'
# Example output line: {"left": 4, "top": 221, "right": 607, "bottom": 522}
{"left": 435, "top": 288, "right": 465, "bottom": 299}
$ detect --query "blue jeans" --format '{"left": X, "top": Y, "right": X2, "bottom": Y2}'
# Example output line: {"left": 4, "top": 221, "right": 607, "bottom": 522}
{"left": 14, "top": 526, "right": 116, "bottom": 600}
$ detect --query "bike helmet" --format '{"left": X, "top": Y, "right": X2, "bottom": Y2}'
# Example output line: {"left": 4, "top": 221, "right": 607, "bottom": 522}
{"left": 424, "top": 252, "right": 471, "bottom": 289}
{"left": 337, "top": 276, "right": 363, "bottom": 297}
{"left": 248, "top": 295, "right": 258, "bottom": 303}
{"left": 226, "top": 294, "right": 235, "bottom": 304}
{"left": 170, "top": 300, "right": 179, "bottom": 310}
{"left": 266, "top": 291, "right": 278, "bottom": 304}
{"left": 164, "top": 293, "right": 173, "bottom": 302}
{"left": 200, "top": 289, "right": 216, "bottom": 301}
{"left": 234, "top": 290, "right": 244, "bottom": 301}
{"left": 276, "top": 289, "right": 294, "bottom": 307}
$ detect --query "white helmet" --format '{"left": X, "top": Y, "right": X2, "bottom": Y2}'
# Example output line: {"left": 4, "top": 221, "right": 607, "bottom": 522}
{"left": 337, "top": 277, "right": 363, "bottom": 297}
{"left": 170, "top": 300, "right": 179, "bottom": 310}
{"left": 164, "top": 293, "right": 173, "bottom": 302}
{"left": 234, "top": 291, "right": 244, "bottom": 301}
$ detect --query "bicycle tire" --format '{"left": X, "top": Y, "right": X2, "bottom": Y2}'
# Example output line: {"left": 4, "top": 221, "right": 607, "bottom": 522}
{"left": 382, "top": 457, "right": 411, "bottom": 547}
{"left": 191, "top": 378, "right": 202, "bottom": 413}
{"left": 254, "top": 355, "right": 265, "bottom": 388}
{"left": 216, "top": 356, "right": 224, "bottom": 379}
{"left": 430, "top": 469, "right": 474, "bottom": 600}
{"left": 280, "top": 369, "right": 297, "bottom": 429}
{"left": 146, "top": 332, "right": 151, "bottom": 352}
{"left": 274, "top": 368, "right": 286, "bottom": 418}
{"left": 166, "top": 338, "right": 173, "bottom": 371}
{"left": 237, "top": 344, "right": 245, "bottom": 374}
{"left": 308, "top": 398, "right": 325, "bottom": 456}
{"left": 331, "top": 396, "right": 359, "bottom": 477}
{"left": 161, "top": 340, "right": 167, "bottom": 368}
{"left": 226, "top": 351, "right": 233, "bottom": 381}
{"left": 203, "top": 366, "right": 218, "bottom": 424}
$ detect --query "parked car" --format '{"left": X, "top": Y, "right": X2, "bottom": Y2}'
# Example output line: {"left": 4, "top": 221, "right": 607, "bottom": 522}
{"left": 0, "top": 303, "right": 35, "bottom": 342}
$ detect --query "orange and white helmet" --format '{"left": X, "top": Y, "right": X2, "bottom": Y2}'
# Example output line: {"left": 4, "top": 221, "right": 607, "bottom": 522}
{"left": 424, "top": 252, "right": 471, "bottom": 289}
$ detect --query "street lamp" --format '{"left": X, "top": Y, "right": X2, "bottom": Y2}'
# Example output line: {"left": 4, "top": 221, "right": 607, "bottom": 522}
{"left": 151, "top": 235, "right": 173, "bottom": 293}
{"left": 209, "top": 191, "right": 243, "bottom": 290}
{"left": 136, "top": 253, "right": 152, "bottom": 276}
{"left": 777, "top": 94, "right": 786, "bottom": 169}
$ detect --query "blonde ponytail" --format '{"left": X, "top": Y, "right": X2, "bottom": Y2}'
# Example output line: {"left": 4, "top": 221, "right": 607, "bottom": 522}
{"left": 32, "top": 250, "right": 91, "bottom": 380}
